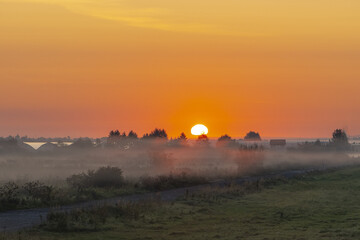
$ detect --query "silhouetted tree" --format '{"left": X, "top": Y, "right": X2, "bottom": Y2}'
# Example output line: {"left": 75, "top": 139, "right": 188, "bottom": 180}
{"left": 332, "top": 129, "right": 348, "bottom": 144}
{"left": 244, "top": 131, "right": 261, "bottom": 141}
{"left": 124, "top": 130, "right": 139, "bottom": 149}
{"left": 179, "top": 132, "right": 187, "bottom": 141}
{"left": 330, "top": 129, "right": 350, "bottom": 151}
{"left": 218, "top": 134, "right": 232, "bottom": 142}
{"left": 143, "top": 128, "right": 168, "bottom": 139}
{"left": 128, "top": 130, "right": 138, "bottom": 139}
{"left": 168, "top": 133, "right": 188, "bottom": 147}
{"left": 197, "top": 134, "right": 208, "bottom": 141}
{"left": 196, "top": 134, "right": 209, "bottom": 146}
{"left": 109, "top": 130, "right": 120, "bottom": 138}
{"left": 216, "top": 134, "right": 237, "bottom": 148}
{"left": 107, "top": 129, "right": 124, "bottom": 146}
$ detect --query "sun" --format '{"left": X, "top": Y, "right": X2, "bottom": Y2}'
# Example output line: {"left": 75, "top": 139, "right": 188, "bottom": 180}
{"left": 191, "top": 124, "right": 209, "bottom": 136}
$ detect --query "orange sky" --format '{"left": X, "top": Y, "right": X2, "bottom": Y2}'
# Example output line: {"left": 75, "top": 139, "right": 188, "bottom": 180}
{"left": 0, "top": 0, "right": 360, "bottom": 138}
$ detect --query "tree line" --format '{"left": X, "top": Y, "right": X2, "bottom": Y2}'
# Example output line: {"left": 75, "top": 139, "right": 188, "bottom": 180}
{"left": 0, "top": 128, "right": 352, "bottom": 152}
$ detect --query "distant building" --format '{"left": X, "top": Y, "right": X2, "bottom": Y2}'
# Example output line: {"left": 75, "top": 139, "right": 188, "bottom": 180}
{"left": 270, "top": 139, "right": 286, "bottom": 147}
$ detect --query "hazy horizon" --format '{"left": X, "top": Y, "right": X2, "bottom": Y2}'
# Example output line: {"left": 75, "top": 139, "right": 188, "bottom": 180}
{"left": 2, "top": 133, "right": 360, "bottom": 140}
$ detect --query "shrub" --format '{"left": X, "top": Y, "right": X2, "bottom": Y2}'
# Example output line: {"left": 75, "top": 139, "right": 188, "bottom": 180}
{"left": 0, "top": 182, "right": 21, "bottom": 211}
{"left": 88, "top": 166, "right": 124, "bottom": 188}
{"left": 67, "top": 166, "right": 125, "bottom": 190}
{"left": 22, "top": 181, "right": 54, "bottom": 203}
{"left": 0, "top": 181, "right": 58, "bottom": 211}
{"left": 0, "top": 182, "right": 20, "bottom": 200}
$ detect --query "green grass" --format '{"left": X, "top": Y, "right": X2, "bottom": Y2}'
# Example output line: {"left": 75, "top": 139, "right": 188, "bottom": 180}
{"left": 7, "top": 166, "right": 360, "bottom": 240}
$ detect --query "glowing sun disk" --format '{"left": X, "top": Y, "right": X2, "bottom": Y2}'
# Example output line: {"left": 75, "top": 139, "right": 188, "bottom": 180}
{"left": 191, "top": 124, "right": 208, "bottom": 136}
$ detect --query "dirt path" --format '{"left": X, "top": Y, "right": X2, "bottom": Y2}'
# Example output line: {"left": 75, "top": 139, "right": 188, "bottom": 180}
{"left": 0, "top": 169, "right": 315, "bottom": 231}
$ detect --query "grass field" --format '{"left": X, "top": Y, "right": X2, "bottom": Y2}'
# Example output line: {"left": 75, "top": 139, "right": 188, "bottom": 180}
{"left": 7, "top": 166, "right": 360, "bottom": 240}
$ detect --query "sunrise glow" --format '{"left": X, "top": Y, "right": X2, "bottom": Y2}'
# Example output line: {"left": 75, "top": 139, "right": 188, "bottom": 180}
{"left": 191, "top": 124, "right": 209, "bottom": 136}
{"left": 0, "top": 0, "right": 359, "bottom": 138}
{"left": 1, "top": 1, "right": 360, "bottom": 237}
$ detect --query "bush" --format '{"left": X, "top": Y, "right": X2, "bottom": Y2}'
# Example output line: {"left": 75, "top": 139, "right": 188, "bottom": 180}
{"left": 23, "top": 181, "right": 54, "bottom": 203}
{"left": 67, "top": 166, "right": 125, "bottom": 191}
{"left": 0, "top": 182, "right": 20, "bottom": 200}
{"left": 0, "top": 181, "right": 57, "bottom": 211}
{"left": 0, "top": 182, "right": 20, "bottom": 211}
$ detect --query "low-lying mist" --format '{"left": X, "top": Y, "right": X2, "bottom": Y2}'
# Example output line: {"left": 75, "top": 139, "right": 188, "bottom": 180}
{"left": 0, "top": 140, "right": 358, "bottom": 184}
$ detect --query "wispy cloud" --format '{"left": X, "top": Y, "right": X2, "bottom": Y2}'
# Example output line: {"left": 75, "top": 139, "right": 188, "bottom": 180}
{"left": 3, "top": 0, "right": 358, "bottom": 37}
{"left": 2, "top": 0, "right": 238, "bottom": 35}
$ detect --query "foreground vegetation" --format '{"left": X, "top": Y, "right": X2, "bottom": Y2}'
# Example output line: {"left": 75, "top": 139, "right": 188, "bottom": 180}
{"left": 0, "top": 167, "right": 206, "bottom": 212}
{"left": 4, "top": 165, "right": 360, "bottom": 239}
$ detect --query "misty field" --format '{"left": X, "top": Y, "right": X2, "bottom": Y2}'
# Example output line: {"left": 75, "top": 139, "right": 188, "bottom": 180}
{"left": 0, "top": 144, "right": 356, "bottom": 213}
{"left": 4, "top": 166, "right": 360, "bottom": 240}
